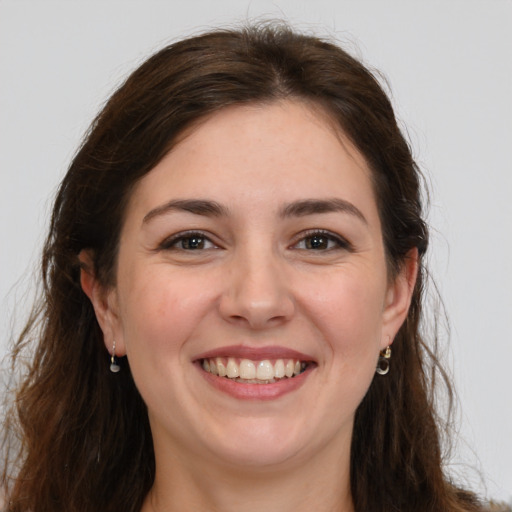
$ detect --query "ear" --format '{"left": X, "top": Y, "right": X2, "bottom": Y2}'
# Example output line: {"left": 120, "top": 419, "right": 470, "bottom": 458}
{"left": 381, "top": 248, "right": 419, "bottom": 349}
{"left": 78, "top": 250, "right": 126, "bottom": 356}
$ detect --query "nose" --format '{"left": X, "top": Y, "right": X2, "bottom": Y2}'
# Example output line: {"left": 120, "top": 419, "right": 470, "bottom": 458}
{"left": 218, "top": 247, "right": 295, "bottom": 330}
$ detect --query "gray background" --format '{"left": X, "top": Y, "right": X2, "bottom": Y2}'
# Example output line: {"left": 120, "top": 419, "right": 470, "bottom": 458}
{"left": 1, "top": 0, "right": 511, "bottom": 502}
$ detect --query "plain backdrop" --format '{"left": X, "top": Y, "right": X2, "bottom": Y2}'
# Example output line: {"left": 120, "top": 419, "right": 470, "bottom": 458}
{"left": 1, "top": 0, "right": 511, "bottom": 503}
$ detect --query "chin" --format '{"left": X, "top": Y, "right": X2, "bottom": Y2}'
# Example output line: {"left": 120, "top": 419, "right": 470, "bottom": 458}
{"left": 198, "top": 416, "right": 321, "bottom": 471}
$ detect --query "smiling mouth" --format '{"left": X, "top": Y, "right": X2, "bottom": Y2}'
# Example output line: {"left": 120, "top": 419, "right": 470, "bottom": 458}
{"left": 201, "top": 357, "right": 310, "bottom": 384}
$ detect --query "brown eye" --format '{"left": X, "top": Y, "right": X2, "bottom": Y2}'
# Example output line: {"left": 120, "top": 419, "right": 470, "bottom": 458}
{"left": 294, "top": 230, "right": 349, "bottom": 251}
{"left": 305, "top": 235, "right": 330, "bottom": 250}
{"left": 159, "top": 232, "right": 217, "bottom": 251}
{"left": 180, "top": 235, "right": 206, "bottom": 250}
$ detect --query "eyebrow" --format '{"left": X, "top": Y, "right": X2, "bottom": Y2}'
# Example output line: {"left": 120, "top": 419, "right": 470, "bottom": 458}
{"left": 142, "top": 197, "right": 367, "bottom": 224}
{"left": 279, "top": 198, "right": 367, "bottom": 224}
{"left": 142, "top": 199, "right": 229, "bottom": 224}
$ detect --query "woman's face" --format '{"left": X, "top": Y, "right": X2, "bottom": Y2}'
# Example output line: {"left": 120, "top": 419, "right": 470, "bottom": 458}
{"left": 94, "top": 101, "right": 414, "bottom": 471}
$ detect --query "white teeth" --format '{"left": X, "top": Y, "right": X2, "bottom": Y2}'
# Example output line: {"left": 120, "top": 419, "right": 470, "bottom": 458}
{"left": 274, "top": 359, "right": 285, "bottom": 378}
{"left": 239, "top": 359, "right": 256, "bottom": 379}
{"left": 203, "top": 357, "right": 308, "bottom": 382}
{"left": 226, "top": 358, "right": 239, "bottom": 378}
{"left": 216, "top": 358, "right": 227, "bottom": 377}
{"left": 256, "top": 360, "right": 274, "bottom": 380}
{"left": 285, "top": 360, "right": 294, "bottom": 378}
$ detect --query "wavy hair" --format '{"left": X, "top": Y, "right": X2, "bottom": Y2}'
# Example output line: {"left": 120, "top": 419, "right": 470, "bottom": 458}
{"left": 2, "top": 23, "right": 483, "bottom": 512}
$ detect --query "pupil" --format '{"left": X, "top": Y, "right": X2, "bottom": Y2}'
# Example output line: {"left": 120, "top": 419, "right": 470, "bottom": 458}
{"left": 184, "top": 236, "right": 203, "bottom": 249}
{"left": 308, "top": 236, "right": 327, "bottom": 249}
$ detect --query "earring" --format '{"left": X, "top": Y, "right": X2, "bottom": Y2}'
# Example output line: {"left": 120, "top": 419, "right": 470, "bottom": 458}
{"left": 376, "top": 346, "right": 392, "bottom": 375}
{"left": 109, "top": 340, "right": 121, "bottom": 373}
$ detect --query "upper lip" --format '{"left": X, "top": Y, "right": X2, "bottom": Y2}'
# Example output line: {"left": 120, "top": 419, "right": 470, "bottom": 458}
{"left": 194, "top": 345, "right": 316, "bottom": 362}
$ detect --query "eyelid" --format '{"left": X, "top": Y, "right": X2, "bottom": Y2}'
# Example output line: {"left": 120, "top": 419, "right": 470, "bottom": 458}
{"left": 290, "top": 229, "right": 353, "bottom": 251}
{"left": 156, "top": 228, "right": 351, "bottom": 252}
{"left": 157, "top": 230, "right": 219, "bottom": 251}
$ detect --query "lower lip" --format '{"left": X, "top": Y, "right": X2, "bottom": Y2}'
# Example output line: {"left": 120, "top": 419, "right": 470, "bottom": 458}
{"left": 196, "top": 363, "right": 314, "bottom": 400}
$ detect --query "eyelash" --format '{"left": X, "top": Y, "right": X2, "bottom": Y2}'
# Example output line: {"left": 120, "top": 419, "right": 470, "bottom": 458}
{"left": 158, "top": 231, "right": 218, "bottom": 251}
{"left": 158, "top": 229, "right": 352, "bottom": 252}
{"left": 291, "top": 229, "right": 352, "bottom": 252}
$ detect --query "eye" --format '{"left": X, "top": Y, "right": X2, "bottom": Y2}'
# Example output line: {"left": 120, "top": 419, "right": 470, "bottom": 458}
{"left": 292, "top": 230, "right": 351, "bottom": 251}
{"left": 159, "top": 231, "right": 217, "bottom": 251}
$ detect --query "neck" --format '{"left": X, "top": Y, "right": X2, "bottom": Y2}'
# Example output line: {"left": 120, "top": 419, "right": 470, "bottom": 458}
{"left": 141, "top": 439, "right": 354, "bottom": 512}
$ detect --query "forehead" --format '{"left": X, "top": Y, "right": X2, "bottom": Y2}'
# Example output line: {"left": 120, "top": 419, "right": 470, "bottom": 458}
{"left": 126, "top": 100, "right": 378, "bottom": 224}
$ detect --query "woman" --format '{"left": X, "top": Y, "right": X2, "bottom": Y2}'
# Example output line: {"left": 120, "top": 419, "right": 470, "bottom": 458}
{"left": 1, "top": 23, "right": 488, "bottom": 512}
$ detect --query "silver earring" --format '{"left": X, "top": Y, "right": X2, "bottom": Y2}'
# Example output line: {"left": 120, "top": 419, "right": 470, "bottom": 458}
{"left": 376, "top": 346, "right": 391, "bottom": 375}
{"left": 110, "top": 340, "right": 121, "bottom": 373}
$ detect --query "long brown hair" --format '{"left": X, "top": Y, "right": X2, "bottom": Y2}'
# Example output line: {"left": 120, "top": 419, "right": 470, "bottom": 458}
{"left": 2, "top": 23, "right": 483, "bottom": 511}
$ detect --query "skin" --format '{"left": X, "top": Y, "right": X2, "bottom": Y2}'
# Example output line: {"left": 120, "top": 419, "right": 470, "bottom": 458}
{"left": 81, "top": 100, "right": 417, "bottom": 512}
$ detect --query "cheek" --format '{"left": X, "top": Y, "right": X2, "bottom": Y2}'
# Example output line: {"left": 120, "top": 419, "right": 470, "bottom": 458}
{"left": 117, "top": 265, "right": 217, "bottom": 357}
{"left": 115, "top": 268, "right": 220, "bottom": 417}
{"left": 311, "top": 271, "right": 387, "bottom": 402}
{"left": 300, "top": 268, "right": 387, "bottom": 359}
